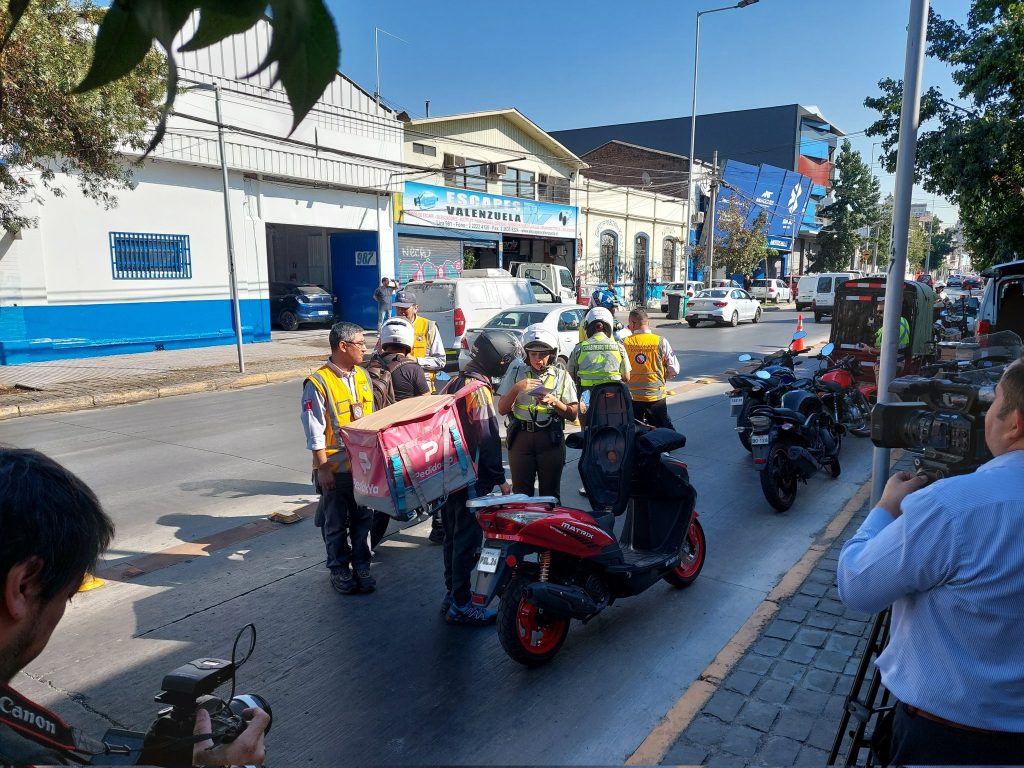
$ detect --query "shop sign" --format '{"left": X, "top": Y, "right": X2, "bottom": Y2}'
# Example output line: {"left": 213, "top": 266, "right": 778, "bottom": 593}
{"left": 402, "top": 181, "right": 577, "bottom": 238}
{"left": 355, "top": 250, "right": 377, "bottom": 266}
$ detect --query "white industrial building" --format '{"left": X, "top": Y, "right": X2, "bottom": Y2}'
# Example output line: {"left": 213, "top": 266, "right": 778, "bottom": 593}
{"left": 0, "top": 17, "right": 403, "bottom": 365}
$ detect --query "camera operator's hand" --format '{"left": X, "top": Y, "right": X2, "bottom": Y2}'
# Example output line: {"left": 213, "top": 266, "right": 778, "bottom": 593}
{"left": 878, "top": 471, "right": 930, "bottom": 519}
{"left": 192, "top": 706, "right": 269, "bottom": 766}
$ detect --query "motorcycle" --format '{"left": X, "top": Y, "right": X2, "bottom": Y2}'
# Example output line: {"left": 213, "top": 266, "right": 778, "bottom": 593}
{"left": 468, "top": 381, "right": 705, "bottom": 666}
{"left": 811, "top": 343, "right": 873, "bottom": 437}
{"left": 748, "top": 377, "right": 843, "bottom": 512}
{"left": 728, "top": 331, "right": 811, "bottom": 451}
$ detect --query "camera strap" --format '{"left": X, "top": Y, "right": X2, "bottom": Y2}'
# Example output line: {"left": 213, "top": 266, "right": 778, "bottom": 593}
{"left": 0, "top": 682, "right": 111, "bottom": 763}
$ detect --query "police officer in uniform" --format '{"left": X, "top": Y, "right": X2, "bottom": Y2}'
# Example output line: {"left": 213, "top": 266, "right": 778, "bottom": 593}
{"left": 392, "top": 289, "right": 446, "bottom": 392}
{"left": 497, "top": 325, "right": 579, "bottom": 499}
{"left": 568, "top": 306, "right": 629, "bottom": 399}
{"left": 301, "top": 321, "right": 377, "bottom": 595}
{"left": 624, "top": 307, "right": 679, "bottom": 429}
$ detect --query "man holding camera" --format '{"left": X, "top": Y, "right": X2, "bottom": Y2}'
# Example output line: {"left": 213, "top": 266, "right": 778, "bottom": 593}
{"left": 837, "top": 359, "right": 1024, "bottom": 764}
{"left": 0, "top": 448, "right": 270, "bottom": 766}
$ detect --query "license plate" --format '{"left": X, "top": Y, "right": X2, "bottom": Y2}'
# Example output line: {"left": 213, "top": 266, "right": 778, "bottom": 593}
{"left": 730, "top": 397, "right": 744, "bottom": 406}
{"left": 750, "top": 434, "right": 770, "bottom": 445}
{"left": 478, "top": 547, "right": 501, "bottom": 574}
{"left": 316, "top": 310, "right": 330, "bottom": 316}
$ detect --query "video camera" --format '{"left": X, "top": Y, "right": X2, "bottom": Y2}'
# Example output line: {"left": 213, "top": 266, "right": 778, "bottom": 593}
{"left": 101, "top": 625, "right": 270, "bottom": 767}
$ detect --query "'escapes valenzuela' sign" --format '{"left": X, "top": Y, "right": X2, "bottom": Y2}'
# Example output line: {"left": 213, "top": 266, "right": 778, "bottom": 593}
{"left": 401, "top": 181, "right": 577, "bottom": 238}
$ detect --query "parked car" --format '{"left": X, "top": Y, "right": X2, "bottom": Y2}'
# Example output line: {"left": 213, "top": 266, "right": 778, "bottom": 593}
{"left": 711, "top": 279, "right": 743, "bottom": 289}
{"left": 962, "top": 275, "right": 983, "bottom": 290}
{"left": 458, "top": 303, "right": 587, "bottom": 371}
{"left": 270, "top": 282, "right": 336, "bottom": 331}
{"left": 408, "top": 269, "right": 558, "bottom": 356}
{"left": 976, "top": 260, "right": 1024, "bottom": 339}
{"left": 915, "top": 272, "right": 935, "bottom": 287}
{"left": 946, "top": 275, "right": 962, "bottom": 288}
{"left": 811, "top": 272, "right": 858, "bottom": 323}
{"left": 795, "top": 274, "right": 819, "bottom": 312}
{"left": 509, "top": 261, "right": 576, "bottom": 303}
{"left": 750, "top": 278, "right": 792, "bottom": 304}
{"left": 659, "top": 281, "right": 705, "bottom": 312}
{"left": 686, "top": 288, "right": 762, "bottom": 327}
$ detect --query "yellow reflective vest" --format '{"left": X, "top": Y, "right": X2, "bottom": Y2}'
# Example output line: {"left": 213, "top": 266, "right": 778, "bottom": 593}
{"left": 575, "top": 334, "right": 625, "bottom": 388}
{"left": 411, "top": 315, "right": 439, "bottom": 391}
{"left": 875, "top": 316, "right": 911, "bottom": 349}
{"left": 624, "top": 332, "right": 666, "bottom": 402}
{"left": 306, "top": 364, "right": 374, "bottom": 472}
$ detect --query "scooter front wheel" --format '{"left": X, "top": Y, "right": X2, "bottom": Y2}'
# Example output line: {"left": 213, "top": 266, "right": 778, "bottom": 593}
{"left": 760, "top": 446, "right": 798, "bottom": 512}
{"left": 663, "top": 518, "right": 706, "bottom": 588}
{"left": 497, "top": 576, "right": 570, "bottom": 667}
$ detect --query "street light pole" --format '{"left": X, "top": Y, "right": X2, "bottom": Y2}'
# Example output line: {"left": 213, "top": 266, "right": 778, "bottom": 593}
{"left": 871, "top": 0, "right": 929, "bottom": 505}
{"left": 685, "top": 1, "right": 759, "bottom": 284}
{"left": 213, "top": 83, "right": 246, "bottom": 374}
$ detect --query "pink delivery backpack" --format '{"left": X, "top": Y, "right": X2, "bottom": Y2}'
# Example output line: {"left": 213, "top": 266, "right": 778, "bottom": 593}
{"left": 339, "top": 380, "right": 485, "bottom": 520}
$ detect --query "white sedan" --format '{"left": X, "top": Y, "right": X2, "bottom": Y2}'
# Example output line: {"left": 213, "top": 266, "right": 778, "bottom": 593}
{"left": 458, "top": 303, "right": 587, "bottom": 371}
{"left": 686, "top": 288, "right": 762, "bottom": 327}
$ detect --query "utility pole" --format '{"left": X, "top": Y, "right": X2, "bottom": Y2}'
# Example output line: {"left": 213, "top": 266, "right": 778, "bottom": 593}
{"left": 871, "top": 0, "right": 929, "bottom": 505}
{"left": 214, "top": 83, "right": 245, "bottom": 373}
{"left": 706, "top": 150, "right": 719, "bottom": 279}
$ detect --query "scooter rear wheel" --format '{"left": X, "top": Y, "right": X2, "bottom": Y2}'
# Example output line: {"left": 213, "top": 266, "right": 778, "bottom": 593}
{"left": 760, "top": 446, "right": 798, "bottom": 512}
{"left": 497, "top": 576, "right": 570, "bottom": 667}
{"left": 663, "top": 518, "right": 706, "bottom": 588}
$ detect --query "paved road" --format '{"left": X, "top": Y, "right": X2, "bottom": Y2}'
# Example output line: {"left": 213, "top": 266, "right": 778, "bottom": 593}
{"left": 7, "top": 306, "right": 879, "bottom": 765}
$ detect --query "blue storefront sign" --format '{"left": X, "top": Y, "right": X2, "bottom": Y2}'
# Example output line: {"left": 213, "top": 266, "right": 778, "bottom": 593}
{"left": 400, "top": 181, "right": 577, "bottom": 238}
{"left": 714, "top": 161, "right": 812, "bottom": 253}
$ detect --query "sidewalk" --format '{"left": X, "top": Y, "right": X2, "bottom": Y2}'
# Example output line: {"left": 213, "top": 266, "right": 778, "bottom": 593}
{"left": 652, "top": 461, "right": 909, "bottom": 768}
{"left": 0, "top": 329, "right": 339, "bottom": 419}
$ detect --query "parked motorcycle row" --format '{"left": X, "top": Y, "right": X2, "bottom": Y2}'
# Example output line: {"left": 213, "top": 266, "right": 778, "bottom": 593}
{"left": 727, "top": 331, "right": 875, "bottom": 511}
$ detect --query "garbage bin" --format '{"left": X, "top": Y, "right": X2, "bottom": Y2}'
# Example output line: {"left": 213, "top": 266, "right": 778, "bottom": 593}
{"left": 667, "top": 293, "right": 682, "bottom": 320}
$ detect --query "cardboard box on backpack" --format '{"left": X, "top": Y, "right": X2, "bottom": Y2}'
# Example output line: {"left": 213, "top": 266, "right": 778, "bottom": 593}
{"left": 340, "top": 389, "right": 479, "bottom": 520}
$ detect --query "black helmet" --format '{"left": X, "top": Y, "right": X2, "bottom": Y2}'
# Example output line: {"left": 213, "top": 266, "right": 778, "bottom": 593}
{"left": 471, "top": 330, "right": 523, "bottom": 379}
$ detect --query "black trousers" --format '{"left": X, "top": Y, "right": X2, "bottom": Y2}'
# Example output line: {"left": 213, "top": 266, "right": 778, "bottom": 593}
{"left": 441, "top": 487, "right": 484, "bottom": 606}
{"left": 891, "top": 701, "right": 1024, "bottom": 765}
{"left": 508, "top": 426, "right": 565, "bottom": 499}
{"left": 633, "top": 398, "right": 674, "bottom": 429}
{"left": 317, "top": 472, "right": 373, "bottom": 573}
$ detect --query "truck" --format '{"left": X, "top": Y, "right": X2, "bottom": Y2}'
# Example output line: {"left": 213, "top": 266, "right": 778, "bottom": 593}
{"left": 508, "top": 261, "right": 576, "bottom": 303}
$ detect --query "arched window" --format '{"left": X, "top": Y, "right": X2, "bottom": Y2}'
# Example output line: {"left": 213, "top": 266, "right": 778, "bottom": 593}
{"left": 662, "top": 238, "right": 676, "bottom": 282}
{"left": 599, "top": 231, "right": 618, "bottom": 284}
{"left": 633, "top": 234, "right": 650, "bottom": 306}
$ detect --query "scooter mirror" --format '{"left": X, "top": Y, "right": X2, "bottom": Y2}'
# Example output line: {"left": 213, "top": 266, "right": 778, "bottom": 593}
{"left": 755, "top": 370, "right": 772, "bottom": 380}
{"left": 820, "top": 343, "right": 835, "bottom": 357}
{"left": 792, "top": 330, "right": 808, "bottom": 341}
{"left": 737, "top": 353, "right": 752, "bottom": 362}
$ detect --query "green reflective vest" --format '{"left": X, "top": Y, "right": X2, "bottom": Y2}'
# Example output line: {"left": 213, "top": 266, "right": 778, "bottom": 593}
{"left": 875, "top": 316, "right": 911, "bottom": 349}
{"left": 576, "top": 334, "right": 624, "bottom": 388}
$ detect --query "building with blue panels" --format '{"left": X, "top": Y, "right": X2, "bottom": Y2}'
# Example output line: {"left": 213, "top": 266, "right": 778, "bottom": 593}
{"left": 0, "top": 16, "right": 403, "bottom": 365}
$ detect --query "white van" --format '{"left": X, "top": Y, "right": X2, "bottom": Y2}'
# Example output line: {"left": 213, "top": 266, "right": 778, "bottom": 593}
{"left": 811, "top": 272, "right": 858, "bottom": 322}
{"left": 406, "top": 269, "right": 559, "bottom": 354}
{"left": 795, "top": 274, "right": 819, "bottom": 312}
{"left": 509, "top": 261, "right": 576, "bottom": 303}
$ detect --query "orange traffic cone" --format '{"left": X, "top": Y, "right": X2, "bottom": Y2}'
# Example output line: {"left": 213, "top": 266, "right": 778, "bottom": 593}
{"left": 792, "top": 314, "right": 806, "bottom": 352}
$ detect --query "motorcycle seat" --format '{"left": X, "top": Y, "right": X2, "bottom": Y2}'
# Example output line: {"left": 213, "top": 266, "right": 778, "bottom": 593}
{"left": 637, "top": 428, "right": 686, "bottom": 455}
{"left": 816, "top": 380, "right": 843, "bottom": 393}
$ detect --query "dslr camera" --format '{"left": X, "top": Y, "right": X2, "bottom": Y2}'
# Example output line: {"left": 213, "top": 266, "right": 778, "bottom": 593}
{"left": 102, "top": 626, "right": 270, "bottom": 767}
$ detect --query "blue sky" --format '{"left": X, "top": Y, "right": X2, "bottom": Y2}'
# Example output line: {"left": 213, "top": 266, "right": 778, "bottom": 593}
{"left": 330, "top": 0, "right": 970, "bottom": 222}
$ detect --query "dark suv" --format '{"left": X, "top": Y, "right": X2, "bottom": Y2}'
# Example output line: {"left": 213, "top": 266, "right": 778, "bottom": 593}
{"left": 270, "top": 283, "right": 336, "bottom": 331}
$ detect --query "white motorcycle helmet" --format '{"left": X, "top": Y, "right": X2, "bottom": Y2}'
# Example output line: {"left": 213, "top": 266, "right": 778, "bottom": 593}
{"left": 379, "top": 317, "right": 414, "bottom": 352}
{"left": 521, "top": 324, "right": 559, "bottom": 354}
{"left": 584, "top": 306, "right": 614, "bottom": 336}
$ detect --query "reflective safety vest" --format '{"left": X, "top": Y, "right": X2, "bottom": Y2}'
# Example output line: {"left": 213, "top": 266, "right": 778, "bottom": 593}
{"left": 411, "top": 315, "right": 439, "bottom": 392}
{"left": 576, "top": 334, "right": 624, "bottom": 388}
{"left": 510, "top": 366, "right": 562, "bottom": 424}
{"left": 624, "top": 332, "right": 666, "bottom": 402}
{"left": 875, "top": 316, "right": 911, "bottom": 349}
{"left": 306, "top": 364, "right": 374, "bottom": 472}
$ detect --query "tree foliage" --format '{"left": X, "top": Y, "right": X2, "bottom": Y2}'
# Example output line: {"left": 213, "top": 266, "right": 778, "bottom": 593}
{"left": 707, "top": 196, "right": 770, "bottom": 277}
{"left": 864, "top": 2, "right": 1024, "bottom": 270}
{"left": 812, "top": 140, "right": 880, "bottom": 273}
{"left": 0, "top": 1, "right": 165, "bottom": 234}
{"left": 3, "top": 0, "right": 340, "bottom": 152}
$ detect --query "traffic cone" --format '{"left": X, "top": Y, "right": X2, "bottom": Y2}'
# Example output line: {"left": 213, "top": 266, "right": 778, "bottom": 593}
{"left": 78, "top": 572, "right": 104, "bottom": 592}
{"left": 792, "top": 314, "right": 806, "bottom": 352}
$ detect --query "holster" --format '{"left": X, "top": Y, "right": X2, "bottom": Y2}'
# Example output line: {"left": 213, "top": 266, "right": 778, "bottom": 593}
{"left": 506, "top": 418, "right": 521, "bottom": 450}
{"left": 548, "top": 420, "right": 565, "bottom": 446}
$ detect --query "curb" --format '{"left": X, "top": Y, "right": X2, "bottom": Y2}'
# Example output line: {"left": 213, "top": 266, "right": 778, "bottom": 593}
{"left": 0, "top": 366, "right": 317, "bottom": 421}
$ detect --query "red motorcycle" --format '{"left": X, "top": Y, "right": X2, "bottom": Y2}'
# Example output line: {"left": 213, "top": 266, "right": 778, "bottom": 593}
{"left": 814, "top": 342, "right": 874, "bottom": 437}
{"left": 468, "top": 382, "right": 705, "bottom": 666}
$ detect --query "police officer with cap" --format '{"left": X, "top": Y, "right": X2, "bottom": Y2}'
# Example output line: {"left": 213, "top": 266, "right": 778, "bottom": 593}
{"left": 497, "top": 324, "right": 579, "bottom": 499}
{"left": 391, "top": 289, "right": 446, "bottom": 392}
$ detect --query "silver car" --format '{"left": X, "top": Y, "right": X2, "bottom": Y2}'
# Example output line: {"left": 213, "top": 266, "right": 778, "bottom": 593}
{"left": 686, "top": 288, "right": 762, "bottom": 327}
{"left": 458, "top": 303, "right": 588, "bottom": 371}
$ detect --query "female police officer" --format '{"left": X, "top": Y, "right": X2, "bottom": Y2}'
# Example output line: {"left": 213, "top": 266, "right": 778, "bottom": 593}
{"left": 497, "top": 324, "right": 579, "bottom": 500}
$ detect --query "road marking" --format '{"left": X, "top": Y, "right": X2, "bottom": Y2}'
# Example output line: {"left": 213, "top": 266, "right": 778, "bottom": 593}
{"left": 625, "top": 472, "right": 877, "bottom": 766}
{"left": 96, "top": 502, "right": 317, "bottom": 583}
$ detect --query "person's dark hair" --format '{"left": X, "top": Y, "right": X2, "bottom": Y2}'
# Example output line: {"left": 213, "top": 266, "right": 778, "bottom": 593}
{"left": 329, "top": 321, "right": 363, "bottom": 351}
{"left": 0, "top": 449, "right": 114, "bottom": 601}
{"left": 629, "top": 308, "right": 648, "bottom": 324}
{"left": 997, "top": 358, "right": 1024, "bottom": 420}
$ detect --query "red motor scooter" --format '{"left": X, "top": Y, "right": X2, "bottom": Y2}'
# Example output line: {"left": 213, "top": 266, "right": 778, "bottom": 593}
{"left": 468, "top": 382, "right": 706, "bottom": 667}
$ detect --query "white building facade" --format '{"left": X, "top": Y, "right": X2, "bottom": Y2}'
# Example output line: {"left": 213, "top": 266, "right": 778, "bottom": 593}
{"left": 0, "top": 17, "right": 403, "bottom": 365}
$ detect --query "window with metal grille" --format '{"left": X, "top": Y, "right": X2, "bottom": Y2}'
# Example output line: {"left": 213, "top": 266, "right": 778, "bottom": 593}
{"left": 662, "top": 238, "right": 676, "bottom": 282}
{"left": 110, "top": 232, "right": 192, "bottom": 279}
{"left": 599, "top": 231, "right": 618, "bottom": 283}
